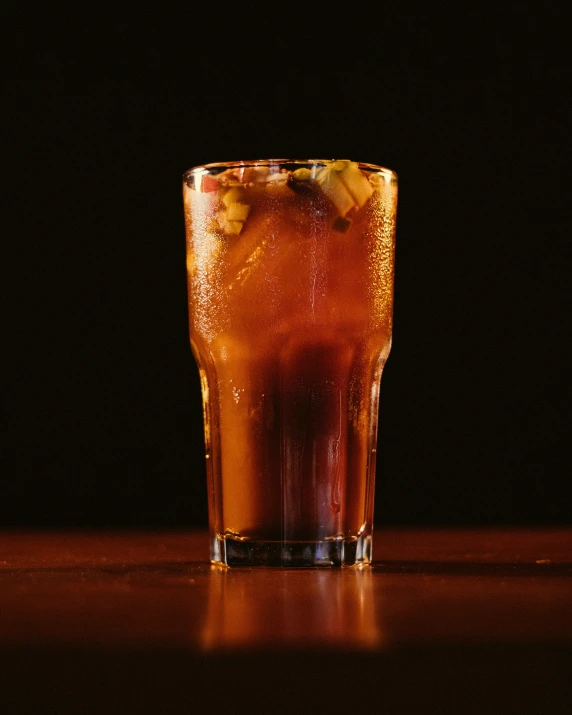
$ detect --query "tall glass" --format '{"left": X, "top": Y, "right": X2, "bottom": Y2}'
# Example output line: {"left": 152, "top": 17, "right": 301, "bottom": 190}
{"left": 183, "top": 159, "right": 397, "bottom": 567}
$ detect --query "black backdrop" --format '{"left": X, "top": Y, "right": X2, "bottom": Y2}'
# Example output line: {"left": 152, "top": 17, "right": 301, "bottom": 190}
{"left": 3, "top": 8, "right": 570, "bottom": 528}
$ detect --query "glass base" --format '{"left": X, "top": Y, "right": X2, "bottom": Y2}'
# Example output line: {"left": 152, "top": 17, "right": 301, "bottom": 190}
{"left": 211, "top": 532, "right": 372, "bottom": 568}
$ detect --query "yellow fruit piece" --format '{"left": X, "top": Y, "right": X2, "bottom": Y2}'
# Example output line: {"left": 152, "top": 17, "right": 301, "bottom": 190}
{"left": 222, "top": 187, "right": 245, "bottom": 207}
{"left": 292, "top": 167, "right": 312, "bottom": 181}
{"left": 216, "top": 210, "right": 243, "bottom": 235}
{"left": 331, "top": 160, "right": 351, "bottom": 172}
{"left": 316, "top": 167, "right": 355, "bottom": 216}
{"left": 368, "top": 173, "right": 384, "bottom": 188}
{"left": 263, "top": 172, "right": 288, "bottom": 183}
{"left": 226, "top": 220, "right": 243, "bottom": 235}
{"left": 226, "top": 202, "right": 250, "bottom": 221}
{"left": 338, "top": 162, "right": 374, "bottom": 207}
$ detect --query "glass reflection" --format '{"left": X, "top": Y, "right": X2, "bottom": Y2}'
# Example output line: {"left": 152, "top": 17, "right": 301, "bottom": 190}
{"left": 201, "top": 566, "right": 383, "bottom": 650}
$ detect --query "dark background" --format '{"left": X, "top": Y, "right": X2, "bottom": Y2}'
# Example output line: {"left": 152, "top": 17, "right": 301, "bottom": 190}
{"left": 3, "top": 8, "right": 570, "bottom": 529}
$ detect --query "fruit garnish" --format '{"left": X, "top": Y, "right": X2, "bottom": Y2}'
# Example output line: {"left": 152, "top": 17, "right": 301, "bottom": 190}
{"left": 236, "top": 166, "right": 270, "bottom": 183}
{"left": 226, "top": 202, "right": 250, "bottom": 222}
{"left": 216, "top": 210, "right": 244, "bottom": 235}
{"left": 331, "top": 160, "right": 351, "bottom": 172}
{"left": 287, "top": 167, "right": 318, "bottom": 196}
{"left": 336, "top": 162, "right": 374, "bottom": 207}
{"left": 316, "top": 166, "right": 356, "bottom": 216}
{"left": 263, "top": 172, "right": 288, "bottom": 183}
{"left": 332, "top": 215, "right": 352, "bottom": 233}
{"left": 220, "top": 187, "right": 250, "bottom": 228}
{"left": 292, "top": 168, "right": 312, "bottom": 181}
{"left": 201, "top": 175, "right": 221, "bottom": 193}
{"left": 314, "top": 161, "right": 375, "bottom": 228}
{"left": 368, "top": 173, "right": 384, "bottom": 188}
{"left": 190, "top": 161, "right": 379, "bottom": 236}
{"left": 222, "top": 187, "right": 245, "bottom": 207}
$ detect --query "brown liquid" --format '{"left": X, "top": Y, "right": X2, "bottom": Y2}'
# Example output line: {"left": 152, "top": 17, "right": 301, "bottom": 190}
{"left": 184, "top": 162, "right": 396, "bottom": 558}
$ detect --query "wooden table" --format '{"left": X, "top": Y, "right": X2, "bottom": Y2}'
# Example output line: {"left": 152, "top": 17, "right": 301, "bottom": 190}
{"left": 1, "top": 528, "right": 571, "bottom": 714}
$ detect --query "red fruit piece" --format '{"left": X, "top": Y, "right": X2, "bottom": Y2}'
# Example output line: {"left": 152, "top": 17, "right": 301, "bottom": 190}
{"left": 202, "top": 175, "right": 221, "bottom": 193}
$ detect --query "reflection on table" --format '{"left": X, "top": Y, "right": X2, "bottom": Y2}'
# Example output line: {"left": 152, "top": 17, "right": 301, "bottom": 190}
{"left": 201, "top": 565, "right": 382, "bottom": 650}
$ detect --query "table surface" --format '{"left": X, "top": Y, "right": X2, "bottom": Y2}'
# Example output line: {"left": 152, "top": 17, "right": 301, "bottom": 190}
{"left": 1, "top": 527, "right": 571, "bottom": 714}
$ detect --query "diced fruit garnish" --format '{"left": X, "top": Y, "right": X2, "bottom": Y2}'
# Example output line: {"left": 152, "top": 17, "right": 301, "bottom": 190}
{"left": 368, "top": 173, "right": 384, "bottom": 188}
{"left": 201, "top": 175, "right": 220, "bottom": 193}
{"left": 331, "top": 160, "right": 351, "bottom": 172}
{"left": 216, "top": 210, "right": 243, "bottom": 235}
{"left": 332, "top": 215, "right": 352, "bottom": 233}
{"left": 337, "top": 162, "right": 374, "bottom": 207}
{"left": 222, "top": 187, "right": 245, "bottom": 207}
{"left": 226, "top": 202, "right": 250, "bottom": 221}
{"left": 189, "top": 161, "right": 379, "bottom": 238}
{"left": 292, "top": 168, "right": 312, "bottom": 181}
{"left": 215, "top": 168, "right": 238, "bottom": 182}
{"left": 287, "top": 166, "right": 318, "bottom": 196}
{"left": 316, "top": 167, "right": 356, "bottom": 216}
{"left": 263, "top": 172, "right": 288, "bottom": 183}
{"left": 236, "top": 166, "right": 270, "bottom": 183}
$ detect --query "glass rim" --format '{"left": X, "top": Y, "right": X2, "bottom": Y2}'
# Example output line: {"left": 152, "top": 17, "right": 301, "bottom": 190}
{"left": 183, "top": 158, "right": 397, "bottom": 181}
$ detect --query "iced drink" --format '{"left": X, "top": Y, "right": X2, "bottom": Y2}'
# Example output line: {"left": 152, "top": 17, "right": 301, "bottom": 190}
{"left": 183, "top": 159, "right": 397, "bottom": 566}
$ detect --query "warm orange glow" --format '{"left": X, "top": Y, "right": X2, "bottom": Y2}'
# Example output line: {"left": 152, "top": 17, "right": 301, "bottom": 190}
{"left": 200, "top": 565, "right": 383, "bottom": 650}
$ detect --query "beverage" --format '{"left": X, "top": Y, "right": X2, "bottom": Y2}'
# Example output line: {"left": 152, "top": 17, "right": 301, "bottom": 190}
{"left": 183, "top": 159, "right": 397, "bottom": 566}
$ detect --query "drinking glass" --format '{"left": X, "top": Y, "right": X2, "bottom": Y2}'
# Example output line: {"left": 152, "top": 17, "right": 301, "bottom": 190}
{"left": 183, "top": 159, "right": 397, "bottom": 567}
